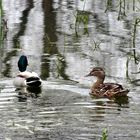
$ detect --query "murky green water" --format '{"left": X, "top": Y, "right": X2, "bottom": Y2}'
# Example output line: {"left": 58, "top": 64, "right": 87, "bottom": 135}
{"left": 1, "top": 0, "right": 140, "bottom": 139}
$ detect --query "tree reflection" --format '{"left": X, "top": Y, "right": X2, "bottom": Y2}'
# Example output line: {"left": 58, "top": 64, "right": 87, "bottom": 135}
{"left": 105, "top": 0, "right": 140, "bottom": 20}
{"left": 2, "top": 0, "right": 34, "bottom": 77}
{"left": 105, "top": 0, "right": 113, "bottom": 12}
{"left": 74, "top": 10, "right": 90, "bottom": 37}
{"left": 41, "top": 0, "right": 69, "bottom": 80}
{"left": 126, "top": 18, "right": 140, "bottom": 83}
{"left": 13, "top": 0, "right": 34, "bottom": 48}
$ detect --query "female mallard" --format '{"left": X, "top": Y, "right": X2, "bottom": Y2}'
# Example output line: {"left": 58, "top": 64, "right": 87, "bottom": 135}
{"left": 86, "top": 67, "right": 129, "bottom": 98}
{"left": 13, "top": 55, "right": 42, "bottom": 87}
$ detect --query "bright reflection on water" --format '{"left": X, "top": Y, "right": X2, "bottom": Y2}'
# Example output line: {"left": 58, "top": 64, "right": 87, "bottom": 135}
{"left": 1, "top": 0, "right": 140, "bottom": 139}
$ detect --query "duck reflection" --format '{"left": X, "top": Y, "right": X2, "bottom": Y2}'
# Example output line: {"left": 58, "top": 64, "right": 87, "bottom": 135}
{"left": 16, "top": 86, "right": 41, "bottom": 102}
{"left": 114, "top": 96, "right": 129, "bottom": 106}
{"left": 90, "top": 94, "right": 129, "bottom": 113}
{"left": 91, "top": 95, "right": 129, "bottom": 106}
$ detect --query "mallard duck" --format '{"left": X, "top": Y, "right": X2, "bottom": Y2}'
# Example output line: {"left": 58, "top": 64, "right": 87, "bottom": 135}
{"left": 13, "top": 55, "right": 42, "bottom": 87}
{"left": 86, "top": 67, "right": 129, "bottom": 98}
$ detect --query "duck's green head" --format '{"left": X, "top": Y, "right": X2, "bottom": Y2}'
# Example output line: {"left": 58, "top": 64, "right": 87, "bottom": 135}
{"left": 18, "top": 55, "right": 28, "bottom": 72}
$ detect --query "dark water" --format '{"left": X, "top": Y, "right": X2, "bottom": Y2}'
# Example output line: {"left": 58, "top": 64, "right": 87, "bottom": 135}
{"left": 1, "top": 0, "right": 140, "bottom": 139}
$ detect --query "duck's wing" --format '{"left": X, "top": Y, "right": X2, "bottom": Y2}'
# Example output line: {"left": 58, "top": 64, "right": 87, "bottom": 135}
{"left": 102, "top": 83, "right": 129, "bottom": 97}
{"left": 102, "top": 83, "right": 123, "bottom": 91}
{"left": 26, "top": 77, "right": 41, "bottom": 87}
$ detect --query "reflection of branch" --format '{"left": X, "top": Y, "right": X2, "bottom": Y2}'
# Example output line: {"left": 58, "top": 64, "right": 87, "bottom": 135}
{"left": 0, "top": 0, "right": 4, "bottom": 77}
{"left": 133, "top": 0, "right": 135, "bottom": 11}
{"left": 118, "top": 0, "right": 126, "bottom": 20}
{"left": 91, "top": 40, "right": 102, "bottom": 51}
{"left": 0, "top": 0, "right": 4, "bottom": 44}
{"left": 132, "top": 0, "right": 140, "bottom": 11}
{"left": 132, "top": 18, "right": 140, "bottom": 64}
{"left": 105, "top": 0, "right": 112, "bottom": 12}
{"left": 13, "top": 0, "right": 34, "bottom": 48}
{"left": 55, "top": 55, "right": 70, "bottom": 80}
{"left": 105, "top": 0, "right": 127, "bottom": 20}
{"left": 82, "top": 0, "right": 87, "bottom": 11}
{"left": 131, "top": 71, "right": 140, "bottom": 74}
{"left": 126, "top": 56, "right": 131, "bottom": 82}
{"left": 74, "top": 10, "right": 89, "bottom": 37}
{"left": 126, "top": 54, "right": 140, "bottom": 85}
{"left": 44, "top": 33, "right": 55, "bottom": 45}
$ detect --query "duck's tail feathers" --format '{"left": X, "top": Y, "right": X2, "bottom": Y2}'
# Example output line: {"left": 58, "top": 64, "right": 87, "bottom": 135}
{"left": 26, "top": 77, "right": 41, "bottom": 87}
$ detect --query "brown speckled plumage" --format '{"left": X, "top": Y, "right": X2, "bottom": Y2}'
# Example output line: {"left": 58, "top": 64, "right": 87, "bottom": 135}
{"left": 87, "top": 67, "right": 129, "bottom": 98}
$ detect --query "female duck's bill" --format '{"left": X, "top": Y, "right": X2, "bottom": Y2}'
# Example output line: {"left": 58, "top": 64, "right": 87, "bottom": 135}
{"left": 13, "top": 55, "right": 42, "bottom": 88}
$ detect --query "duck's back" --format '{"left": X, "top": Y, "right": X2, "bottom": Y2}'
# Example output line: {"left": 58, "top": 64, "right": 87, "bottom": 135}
{"left": 102, "top": 83, "right": 123, "bottom": 90}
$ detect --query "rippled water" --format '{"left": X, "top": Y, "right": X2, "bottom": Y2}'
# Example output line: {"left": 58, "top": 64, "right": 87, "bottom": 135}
{"left": 1, "top": 0, "right": 140, "bottom": 140}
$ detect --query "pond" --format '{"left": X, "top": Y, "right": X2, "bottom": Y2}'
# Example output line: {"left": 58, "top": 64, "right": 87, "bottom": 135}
{"left": 1, "top": 0, "right": 140, "bottom": 139}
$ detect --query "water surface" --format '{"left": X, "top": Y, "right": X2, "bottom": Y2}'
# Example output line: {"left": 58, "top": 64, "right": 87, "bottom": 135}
{"left": 1, "top": 0, "right": 140, "bottom": 139}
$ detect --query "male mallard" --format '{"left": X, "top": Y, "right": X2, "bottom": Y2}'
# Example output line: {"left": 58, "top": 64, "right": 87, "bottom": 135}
{"left": 13, "top": 55, "right": 42, "bottom": 87}
{"left": 86, "top": 67, "right": 129, "bottom": 98}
